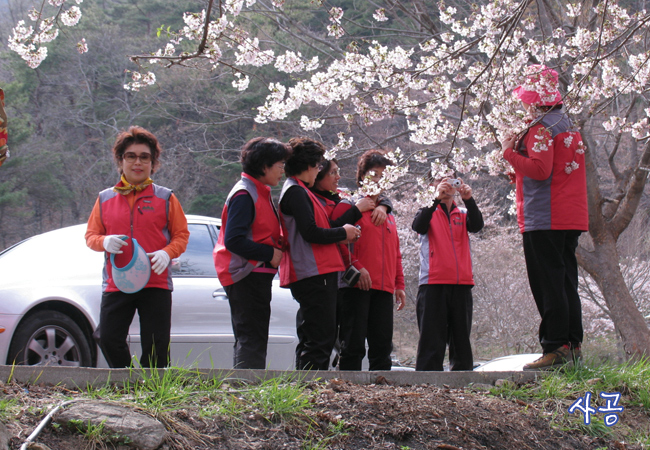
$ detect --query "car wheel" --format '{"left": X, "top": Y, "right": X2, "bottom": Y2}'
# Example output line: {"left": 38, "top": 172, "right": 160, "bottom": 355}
{"left": 8, "top": 310, "right": 92, "bottom": 367}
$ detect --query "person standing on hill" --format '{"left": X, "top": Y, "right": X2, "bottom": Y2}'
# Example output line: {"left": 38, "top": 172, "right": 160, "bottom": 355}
{"left": 279, "top": 137, "right": 360, "bottom": 371}
{"left": 500, "top": 64, "right": 589, "bottom": 370}
{"left": 412, "top": 177, "right": 483, "bottom": 371}
{"left": 85, "top": 126, "right": 189, "bottom": 368}
{"left": 332, "top": 149, "right": 406, "bottom": 371}
{"left": 213, "top": 137, "right": 290, "bottom": 369}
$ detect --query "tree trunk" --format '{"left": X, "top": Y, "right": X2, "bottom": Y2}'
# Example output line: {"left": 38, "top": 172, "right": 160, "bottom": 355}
{"left": 578, "top": 236, "right": 650, "bottom": 359}
{"left": 577, "top": 129, "right": 650, "bottom": 359}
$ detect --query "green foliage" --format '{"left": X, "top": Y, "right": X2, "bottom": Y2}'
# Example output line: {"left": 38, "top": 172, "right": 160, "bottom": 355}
{"left": 302, "top": 414, "right": 351, "bottom": 449}
{"left": 0, "top": 180, "right": 28, "bottom": 209}
{"left": 247, "top": 375, "right": 314, "bottom": 422}
{"left": 489, "top": 357, "right": 650, "bottom": 406}
{"left": 488, "top": 358, "right": 650, "bottom": 444}
{"left": 82, "top": 383, "right": 123, "bottom": 402}
{"left": 125, "top": 365, "right": 208, "bottom": 414}
{"left": 187, "top": 194, "right": 227, "bottom": 217}
{"left": 118, "top": 366, "right": 315, "bottom": 430}
{"left": 575, "top": 419, "right": 613, "bottom": 439}
{"left": 185, "top": 158, "right": 241, "bottom": 216}
{"left": 68, "top": 418, "right": 132, "bottom": 449}
{"left": 0, "top": 61, "right": 37, "bottom": 147}
{"left": 0, "top": 397, "right": 19, "bottom": 422}
{"left": 104, "top": 0, "right": 197, "bottom": 35}
{"left": 627, "top": 429, "right": 650, "bottom": 447}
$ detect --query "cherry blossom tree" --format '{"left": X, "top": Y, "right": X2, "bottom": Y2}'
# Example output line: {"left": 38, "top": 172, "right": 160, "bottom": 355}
{"left": 9, "top": 0, "right": 650, "bottom": 358}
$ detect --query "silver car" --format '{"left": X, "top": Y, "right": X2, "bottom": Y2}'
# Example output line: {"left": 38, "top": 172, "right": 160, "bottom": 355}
{"left": 0, "top": 215, "right": 299, "bottom": 369}
{"left": 473, "top": 354, "right": 543, "bottom": 371}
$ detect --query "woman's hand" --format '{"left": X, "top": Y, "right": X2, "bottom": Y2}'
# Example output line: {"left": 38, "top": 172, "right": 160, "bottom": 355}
{"left": 147, "top": 250, "right": 171, "bottom": 275}
{"left": 457, "top": 178, "right": 473, "bottom": 200}
{"left": 436, "top": 179, "right": 454, "bottom": 201}
{"left": 342, "top": 224, "right": 361, "bottom": 243}
{"left": 270, "top": 248, "right": 282, "bottom": 268}
{"left": 358, "top": 268, "right": 372, "bottom": 291}
{"left": 370, "top": 205, "right": 388, "bottom": 226}
{"left": 355, "top": 197, "right": 375, "bottom": 213}
{"left": 501, "top": 133, "right": 517, "bottom": 153}
{"left": 395, "top": 290, "right": 406, "bottom": 311}
{"left": 103, "top": 235, "right": 128, "bottom": 254}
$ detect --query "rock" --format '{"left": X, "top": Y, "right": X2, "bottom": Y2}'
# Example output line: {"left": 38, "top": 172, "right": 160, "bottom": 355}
{"left": 54, "top": 402, "right": 166, "bottom": 450}
{"left": 468, "top": 383, "right": 493, "bottom": 391}
{"left": 0, "top": 422, "right": 10, "bottom": 450}
{"left": 494, "top": 379, "right": 515, "bottom": 389}
{"left": 26, "top": 444, "right": 51, "bottom": 450}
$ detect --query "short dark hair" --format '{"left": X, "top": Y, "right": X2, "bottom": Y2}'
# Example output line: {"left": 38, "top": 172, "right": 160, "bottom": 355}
{"left": 315, "top": 158, "right": 339, "bottom": 183}
{"left": 286, "top": 137, "right": 325, "bottom": 177}
{"left": 356, "top": 149, "right": 391, "bottom": 186}
{"left": 112, "top": 126, "right": 162, "bottom": 174}
{"left": 241, "top": 137, "right": 291, "bottom": 178}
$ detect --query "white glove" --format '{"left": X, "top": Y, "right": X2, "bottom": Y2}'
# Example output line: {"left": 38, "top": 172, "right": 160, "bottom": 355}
{"left": 103, "top": 235, "right": 128, "bottom": 254}
{"left": 147, "top": 250, "right": 170, "bottom": 275}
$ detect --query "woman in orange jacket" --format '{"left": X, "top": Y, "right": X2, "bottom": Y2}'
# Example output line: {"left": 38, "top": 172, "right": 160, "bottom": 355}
{"left": 85, "top": 126, "right": 189, "bottom": 368}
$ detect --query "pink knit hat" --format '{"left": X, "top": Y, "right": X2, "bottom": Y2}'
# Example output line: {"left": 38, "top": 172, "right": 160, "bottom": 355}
{"left": 513, "top": 65, "right": 562, "bottom": 106}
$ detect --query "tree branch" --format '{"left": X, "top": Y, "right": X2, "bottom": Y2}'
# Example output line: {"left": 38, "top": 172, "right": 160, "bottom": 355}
{"left": 611, "top": 137, "right": 650, "bottom": 238}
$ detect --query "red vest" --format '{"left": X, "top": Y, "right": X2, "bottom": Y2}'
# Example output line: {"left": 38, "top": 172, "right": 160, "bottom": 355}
{"left": 213, "top": 173, "right": 282, "bottom": 286}
{"left": 99, "top": 183, "right": 172, "bottom": 292}
{"left": 311, "top": 190, "right": 338, "bottom": 217}
{"left": 279, "top": 177, "right": 345, "bottom": 287}
{"left": 418, "top": 203, "right": 475, "bottom": 286}
{"left": 333, "top": 200, "right": 405, "bottom": 293}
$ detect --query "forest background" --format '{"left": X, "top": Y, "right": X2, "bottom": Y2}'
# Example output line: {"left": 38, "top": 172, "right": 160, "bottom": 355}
{"left": 1, "top": 0, "right": 649, "bottom": 366}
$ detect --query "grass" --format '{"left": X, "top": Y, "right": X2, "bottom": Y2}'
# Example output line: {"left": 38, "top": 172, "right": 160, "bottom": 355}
{"left": 8, "top": 358, "right": 650, "bottom": 449}
{"left": 124, "top": 365, "right": 210, "bottom": 414}
{"left": 488, "top": 357, "right": 650, "bottom": 446}
{"left": 248, "top": 375, "right": 314, "bottom": 421}
{"left": 200, "top": 373, "right": 316, "bottom": 425}
{"left": 53, "top": 369, "right": 316, "bottom": 449}
{"left": 68, "top": 418, "right": 132, "bottom": 450}
{"left": 0, "top": 397, "right": 19, "bottom": 422}
{"left": 302, "top": 420, "right": 350, "bottom": 450}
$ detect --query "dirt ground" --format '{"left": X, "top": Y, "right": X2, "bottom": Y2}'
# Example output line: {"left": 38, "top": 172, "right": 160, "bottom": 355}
{"left": 5, "top": 378, "right": 647, "bottom": 450}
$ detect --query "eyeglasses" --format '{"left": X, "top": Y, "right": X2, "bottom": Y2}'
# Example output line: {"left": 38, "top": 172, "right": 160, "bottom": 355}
{"left": 274, "top": 162, "right": 286, "bottom": 170}
{"left": 123, "top": 152, "right": 152, "bottom": 163}
{"left": 317, "top": 163, "right": 325, "bottom": 171}
{"left": 328, "top": 168, "right": 341, "bottom": 177}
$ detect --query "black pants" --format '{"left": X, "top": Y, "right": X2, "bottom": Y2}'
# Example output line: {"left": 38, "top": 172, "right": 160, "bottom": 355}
{"left": 290, "top": 272, "right": 338, "bottom": 371}
{"left": 338, "top": 288, "right": 393, "bottom": 371}
{"left": 224, "top": 272, "right": 274, "bottom": 369}
{"left": 523, "top": 230, "right": 583, "bottom": 353}
{"left": 99, "top": 288, "right": 172, "bottom": 368}
{"left": 415, "top": 284, "right": 473, "bottom": 371}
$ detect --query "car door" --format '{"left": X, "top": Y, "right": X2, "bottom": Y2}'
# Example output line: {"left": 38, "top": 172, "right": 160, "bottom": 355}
{"left": 129, "top": 221, "right": 235, "bottom": 368}
{"left": 128, "top": 216, "right": 300, "bottom": 370}
{"left": 168, "top": 221, "right": 236, "bottom": 368}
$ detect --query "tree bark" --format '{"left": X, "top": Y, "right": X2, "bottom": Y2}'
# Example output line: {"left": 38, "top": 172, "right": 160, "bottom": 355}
{"left": 578, "top": 236, "right": 650, "bottom": 359}
{"left": 577, "top": 132, "right": 650, "bottom": 359}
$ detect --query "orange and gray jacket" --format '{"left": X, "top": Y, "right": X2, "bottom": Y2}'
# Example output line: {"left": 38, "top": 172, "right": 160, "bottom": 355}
{"left": 87, "top": 182, "right": 188, "bottom": 292}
